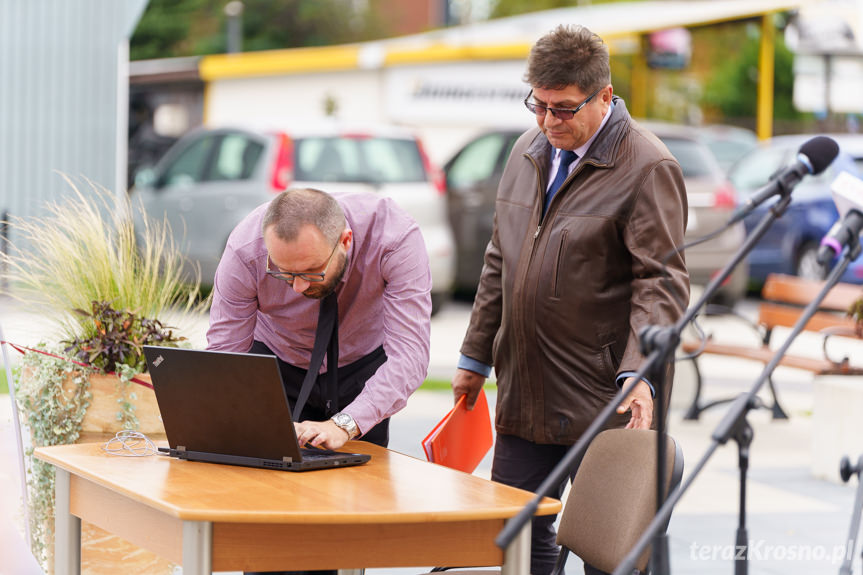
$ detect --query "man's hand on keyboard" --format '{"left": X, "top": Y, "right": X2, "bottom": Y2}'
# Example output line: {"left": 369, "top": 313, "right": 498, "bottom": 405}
{"left": 295, "top": 420, "right": 349, "bottom": 450}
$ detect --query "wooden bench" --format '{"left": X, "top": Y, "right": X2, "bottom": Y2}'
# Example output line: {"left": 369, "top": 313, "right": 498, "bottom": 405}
{"left": 680, "top": 273, "right": 863, "bottom": 420}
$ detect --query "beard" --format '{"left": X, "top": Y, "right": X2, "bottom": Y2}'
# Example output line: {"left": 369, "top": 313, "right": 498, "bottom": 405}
{"left": 301, "top": 251, "right": 347, "bottom": 299}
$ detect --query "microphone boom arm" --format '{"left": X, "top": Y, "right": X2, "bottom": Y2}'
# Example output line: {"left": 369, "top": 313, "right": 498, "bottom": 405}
{"left": 612, "top": 244, "right": 858, "bottom": 575}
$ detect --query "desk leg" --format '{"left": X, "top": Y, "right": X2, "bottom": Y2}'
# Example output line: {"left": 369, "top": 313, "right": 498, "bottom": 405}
{"left": 500, "top": 520, "right": 530, "bottom": 575}
{"left": 55, "top": 468, "right": 81, "bottom": 575}
{"left": 183, "top": 520, "right": 213, "bottom": 575}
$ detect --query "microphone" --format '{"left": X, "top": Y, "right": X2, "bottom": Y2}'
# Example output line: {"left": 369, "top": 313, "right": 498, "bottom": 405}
{"left": 729, "top": 136, "right": 839, "bottom": 225}
{"left": 816, "top": 170, "right": 863, "bottom": 265}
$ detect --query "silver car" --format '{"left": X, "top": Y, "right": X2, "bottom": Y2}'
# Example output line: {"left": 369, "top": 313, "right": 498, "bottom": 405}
{"left": 445, "top": 123, "right": 749, "bottom": 305}
{"left": 640, "top": 121, "right": 749, "bottom": 306}
{"left": 131, "top": 124, "right": 455, "bottom": 314}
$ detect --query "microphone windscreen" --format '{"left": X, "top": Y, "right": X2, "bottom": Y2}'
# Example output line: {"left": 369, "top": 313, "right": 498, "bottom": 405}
{"left": 798, "top": 136, "right": 840, "bottom": 175}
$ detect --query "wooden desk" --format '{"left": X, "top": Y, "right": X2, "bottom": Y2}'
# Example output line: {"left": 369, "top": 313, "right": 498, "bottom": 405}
{"left": 35, "top": 441, "right": 561, "bottom": 575}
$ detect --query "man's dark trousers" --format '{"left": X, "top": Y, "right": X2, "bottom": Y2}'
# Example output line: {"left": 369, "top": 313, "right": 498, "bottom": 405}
{"left": 491, "top": 433, "right": 609, "bottom": 575}
{"left": 244, "top": 340, "right": 389, "bottom": 575}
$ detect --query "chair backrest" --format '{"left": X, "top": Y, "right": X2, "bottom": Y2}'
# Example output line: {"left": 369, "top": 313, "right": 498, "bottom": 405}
{"left": 556, "top": 429, "right": 684, "bottom": 573}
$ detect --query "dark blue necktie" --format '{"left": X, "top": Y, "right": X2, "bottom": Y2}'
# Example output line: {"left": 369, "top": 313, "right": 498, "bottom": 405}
{"left": 544, "top": 150, "right": 578, "bottom": 216}
{"left": 292, "top": 292, "right": 338, "bottom": 420}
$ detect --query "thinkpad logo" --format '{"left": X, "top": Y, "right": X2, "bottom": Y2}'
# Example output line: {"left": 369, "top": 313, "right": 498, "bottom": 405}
{"left": 153, "top": 355, "right": 164, "bottom": 367}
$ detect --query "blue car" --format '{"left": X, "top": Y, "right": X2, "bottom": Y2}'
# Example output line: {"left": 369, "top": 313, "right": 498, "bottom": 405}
{"left": 727, "top": 134, "right": 863, "bottom": 287}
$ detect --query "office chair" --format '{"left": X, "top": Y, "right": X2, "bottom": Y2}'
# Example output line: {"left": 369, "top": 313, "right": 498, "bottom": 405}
{"left": 425, "top": 428, "right": 684, "bottom": 575}
{"left": 554, "top": 428, "right": 684, "bottom": 574}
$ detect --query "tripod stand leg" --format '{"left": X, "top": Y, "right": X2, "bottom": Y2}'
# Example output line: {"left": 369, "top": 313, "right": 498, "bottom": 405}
{"left": 766, "top": 374, "right": 788, "bottom": 420}
{"left": 683, "top": 357, "right": 705, "bottom": 421}
{"left": 839, "top": 455, "right": 863, "bottom": 575}
{"left": 650, "top": 532, "right": 670, "bottom": 575}
{"left": 734, "top": 421, "right": 753, "bottom": 575}
{"left": 735, "top": 526, "right": 748, "bottom": 575}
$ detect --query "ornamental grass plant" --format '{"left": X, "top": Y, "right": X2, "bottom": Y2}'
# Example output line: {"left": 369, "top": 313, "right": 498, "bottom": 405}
{"left": 0, "top": 177, "right": 205, "bottom": 573}
{"left": 0, "top": 176, "right": 204, "bottom": 341}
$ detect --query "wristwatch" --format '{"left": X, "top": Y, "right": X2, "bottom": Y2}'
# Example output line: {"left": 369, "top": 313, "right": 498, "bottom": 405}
{"left": 331, "top": 412, "right": 359, "bottom": 439}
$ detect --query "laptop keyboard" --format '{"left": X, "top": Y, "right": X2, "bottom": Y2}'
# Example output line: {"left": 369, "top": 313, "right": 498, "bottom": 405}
{"left": 300, "top": 447, "right": 341, "bottom": 459}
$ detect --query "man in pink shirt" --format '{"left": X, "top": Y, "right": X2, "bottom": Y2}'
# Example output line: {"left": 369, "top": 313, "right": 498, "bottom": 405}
{"left": 207, "top": 188, "right": 432, "bottom": 452}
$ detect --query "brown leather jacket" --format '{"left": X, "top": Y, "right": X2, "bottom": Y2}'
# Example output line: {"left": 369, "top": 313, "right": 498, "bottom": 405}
{"left": 461, "top": 98, "right": 689, "bottom": 444}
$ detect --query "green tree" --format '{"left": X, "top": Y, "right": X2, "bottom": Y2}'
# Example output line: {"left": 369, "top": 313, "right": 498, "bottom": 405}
{"left": 702, "top": 21, "right": 800, "bottom": 120}
{"left": 130, "top": 0, "right": 208, "bottom": 60}
{"left": 231, "top": 0, "right": 385, "bottom": 52}
{"left": 131, "top": 0, "right": 388, "bottom": 60}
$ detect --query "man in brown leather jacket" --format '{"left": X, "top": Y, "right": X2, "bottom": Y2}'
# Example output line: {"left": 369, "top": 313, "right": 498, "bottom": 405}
{"left": 451, "top": 24, "right": 689, "bottom": 575}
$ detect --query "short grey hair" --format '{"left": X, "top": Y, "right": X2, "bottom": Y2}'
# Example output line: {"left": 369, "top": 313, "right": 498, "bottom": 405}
{"left": 525, "top": 24, "right": 611, "bottom": 94}
{"left": 262, "top": 188, "right": 346, "bottom": 244}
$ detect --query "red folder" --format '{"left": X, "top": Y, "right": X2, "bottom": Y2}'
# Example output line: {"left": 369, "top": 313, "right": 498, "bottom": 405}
{"left": 422, "top": 389, "right": 493, "bottom": 473}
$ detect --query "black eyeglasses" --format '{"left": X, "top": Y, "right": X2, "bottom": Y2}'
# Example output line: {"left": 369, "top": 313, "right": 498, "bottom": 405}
{"left": 524, "top": 87, "right": 602, "bottom": 120}
{"left": 266, "top": 240, "right": 339, "bottom": 283}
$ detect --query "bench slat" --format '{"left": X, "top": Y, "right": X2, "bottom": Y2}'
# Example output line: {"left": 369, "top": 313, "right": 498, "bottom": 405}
{"left": 762, "top": 273, "right": 863, "bottom": 312}
{"left": 757, "top": 302, "right": 858, "bottom": 333}
{"left": 682, "top": 273, "right": 863, "bottom": 420}
{"left": 679, "top": 340, "right": 863, "bottom": 375}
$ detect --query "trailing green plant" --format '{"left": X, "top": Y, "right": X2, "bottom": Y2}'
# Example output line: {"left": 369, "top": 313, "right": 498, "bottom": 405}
{"left": 14, "top": 347, "right": 93, "bottom": 569}
{"left": 63, "top": 300, "right": 186, "bottom": 374}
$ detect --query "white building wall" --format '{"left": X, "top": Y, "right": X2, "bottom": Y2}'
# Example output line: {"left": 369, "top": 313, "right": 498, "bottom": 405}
{"left": 205, "top": 60, "right": 534, "bottom": 165}
{"left": 206, "top": 70, "right": 387, "bottom": 130}
{"left": 382, "top": 61, "right": 533, "bottom": 163}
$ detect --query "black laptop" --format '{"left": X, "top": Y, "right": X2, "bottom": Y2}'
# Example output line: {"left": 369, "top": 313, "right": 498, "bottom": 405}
{"left": 143, "top": 346, "right": 371, "bottom": 471}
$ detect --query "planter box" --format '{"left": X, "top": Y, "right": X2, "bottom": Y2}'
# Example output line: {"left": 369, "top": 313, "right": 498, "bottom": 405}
{"left": 62, "top": 372, "right": 165, "bottom": 436}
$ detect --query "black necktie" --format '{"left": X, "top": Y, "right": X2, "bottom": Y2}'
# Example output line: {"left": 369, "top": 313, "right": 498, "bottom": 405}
{"left": 291, "top": 292, "right": 339, "bottom": 420}
{"left": 544, "top": 150, "right": 578, "bottom": 216}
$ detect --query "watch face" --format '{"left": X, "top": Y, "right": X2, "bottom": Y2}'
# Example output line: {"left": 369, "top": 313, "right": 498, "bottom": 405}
{"left": 333, "top": 413, "right": 354, "bottom": 431}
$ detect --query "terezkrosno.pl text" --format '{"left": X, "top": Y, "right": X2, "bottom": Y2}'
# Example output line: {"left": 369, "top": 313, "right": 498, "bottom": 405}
{"left": 689, "top": 540, "right": 854, "bottom": 563}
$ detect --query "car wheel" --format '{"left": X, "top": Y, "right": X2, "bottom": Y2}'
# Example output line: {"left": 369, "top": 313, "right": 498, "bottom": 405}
{"left": 795, "top": 242, "right": 828, "bottom": 281}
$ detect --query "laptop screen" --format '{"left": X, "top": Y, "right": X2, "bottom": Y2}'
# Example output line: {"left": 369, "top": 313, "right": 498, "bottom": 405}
{"left": 144, "top": 347, "right": 303, "bottom": 462}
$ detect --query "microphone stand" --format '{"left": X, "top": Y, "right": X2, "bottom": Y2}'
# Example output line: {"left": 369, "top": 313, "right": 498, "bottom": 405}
{"left": 496, "top": 193, "right": 797, "bottom": 575}
{"left": 611, "top": 240, "right": 861, "bottom": 575}
{"left": 839, "top": 454, "right": 863, "bottom": 575}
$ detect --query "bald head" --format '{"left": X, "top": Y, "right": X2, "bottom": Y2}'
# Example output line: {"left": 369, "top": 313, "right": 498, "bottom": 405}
{"left": 262, "top": 188, "right": 346, "bottom": 244}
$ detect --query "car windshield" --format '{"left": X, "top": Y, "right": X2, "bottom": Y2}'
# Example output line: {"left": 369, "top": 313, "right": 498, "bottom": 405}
{"left": 294, "top": 136, "right": 427, "bottom": 184}
{"left": 703, "top": 138, "right": 757, "bottom": 172}
{"left": 728, "top": 145, "right": 788, "bottom": 193}
{"left": 729, "top": 144, "right": 862, "bottom": 202}
{"left": 698, "top": 128, "right": 758, "bottom": 173}
{"left": 656, "top": 136, "right": 716, "bottom": 178}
